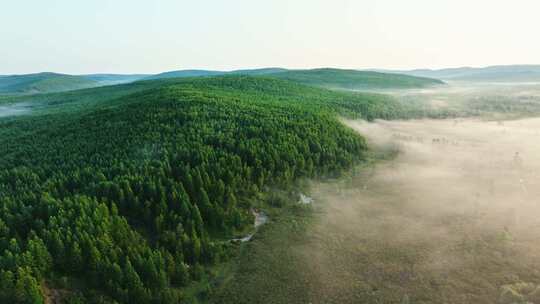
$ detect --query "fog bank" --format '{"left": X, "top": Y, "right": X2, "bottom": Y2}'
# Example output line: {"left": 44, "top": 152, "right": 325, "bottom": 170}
{"left": 299, "top": 117, "right": 540, "bottom": 303}
{"left": 0, "top": 103, "right": 30, "bottom": 118}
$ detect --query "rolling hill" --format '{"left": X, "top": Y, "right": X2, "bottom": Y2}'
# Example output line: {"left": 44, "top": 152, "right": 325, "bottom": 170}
{"left": 144, "top": 68, "right": 288, "bottom": 80}
{"left": 145, "top": 68, "right": 444, "bottom": 89}
{"left": 0, "top": 72, "right": 99, "bottom": 94}
{"left": 377, "top": 65, "right": 540, "bottom": 82}
{"left": 268, "top": 68, "right": 444, "bottom": 89}
{"left": 0, "top": 75, "right": 410, "bottom": 303}
{"left": 230, "top": 67, "right": 288, "bottom": 75}
{"left": 0, "top": 68, "right": 443, "bottom": 96}
{"left": 144, "top": 69, "right": 225, "bottom": 80}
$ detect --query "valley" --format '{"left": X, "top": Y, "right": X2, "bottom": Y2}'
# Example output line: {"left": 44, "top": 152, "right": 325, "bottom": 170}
{"left": 2, "top": 70, "right": 540, "bottom": 304}
{"left": 4, "top": 1, "right": 540, "bottom": 303}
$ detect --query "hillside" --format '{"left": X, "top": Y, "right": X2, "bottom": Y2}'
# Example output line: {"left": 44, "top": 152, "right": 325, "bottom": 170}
{"left": 0, "top": 72, "right": 99, "bottom": 94}
{"left": 230, "top": 67, "right": 288, "bottom": 75}
{"left": 380, "top": 65, "right": 540, "bottom": 82}
{"left": 0, "top": 68, "right": 444, "bottom": 95}
{"left": 144, "top": 68, "right": 288, "bottom": 80}
{"left": 0, "top": 76, "right": 404, "bottom": 303}
{"left": 268, "top": 68, "right": 444, "bottom": 89}
{"left": 144, "top": 68, "right": 443, "bottom": 90}
{"left": 144, "top": 69, "right": 225, "bottom": 80}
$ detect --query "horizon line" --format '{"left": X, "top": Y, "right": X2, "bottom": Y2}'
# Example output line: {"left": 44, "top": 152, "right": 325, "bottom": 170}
{"left": 2, "top": 63, "right": 540, "bottom": 76}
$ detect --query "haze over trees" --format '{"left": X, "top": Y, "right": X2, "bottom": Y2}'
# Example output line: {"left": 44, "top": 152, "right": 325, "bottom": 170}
{"left": 0, "top": 68, "right": 443, "bottom": 95}
{"left": 375, "top": 65, "right": 540, "bottom": 82}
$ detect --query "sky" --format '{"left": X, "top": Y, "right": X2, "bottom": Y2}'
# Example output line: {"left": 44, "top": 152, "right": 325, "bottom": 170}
{"left": 1, "top": 0, "right": 539, "bottom": 74}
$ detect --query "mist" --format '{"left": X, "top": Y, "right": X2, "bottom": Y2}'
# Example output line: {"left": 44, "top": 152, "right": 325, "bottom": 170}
{"left": 388, "top": 81, "right": 540, "bottom": 119}
{"left": 293, "top": 85, "right": 540, "bottom": 303}
{"left": 0, "top": 103, "right": 30, "bottom": 118}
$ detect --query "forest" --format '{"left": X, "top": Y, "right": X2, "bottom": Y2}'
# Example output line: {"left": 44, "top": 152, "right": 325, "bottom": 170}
{"left": 0, "top": 76, "right": 406, "bottom": 303}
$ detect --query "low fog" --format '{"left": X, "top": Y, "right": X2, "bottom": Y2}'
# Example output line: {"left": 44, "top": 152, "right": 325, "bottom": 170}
{"left": 295, "top": 83, "right": 540, "bottom": 304}
{"left": 391, "top": 81, "right": 540, "bottom": 119}
{"left": 0, "top": 103, "right": 30, "bottom": 118}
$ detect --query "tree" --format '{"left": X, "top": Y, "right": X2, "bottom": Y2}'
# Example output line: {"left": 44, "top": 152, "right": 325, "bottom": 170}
{"left": 27, "top": 237, "right": 52, "bottom": 279}
{"left": 197, "top": 188, "right": 214, "bottom": 227}
{"left": 0, "top": 270, "right": 15, "bottom": 301}
{"left": 15, "top": 267, "right": 43, "bottom": 304}
{"left": 69, "top": 242, "right": 83, "bottom": 273}
{"left": 123, "top": 260, "right": 149, "bottom": 303}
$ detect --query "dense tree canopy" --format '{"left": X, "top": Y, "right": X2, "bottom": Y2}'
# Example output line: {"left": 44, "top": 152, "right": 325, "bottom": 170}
{"left": 0, "top": 76, "right": 403, "bottom": 303}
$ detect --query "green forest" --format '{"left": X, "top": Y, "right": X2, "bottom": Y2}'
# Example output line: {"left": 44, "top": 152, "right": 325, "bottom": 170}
{"left": 269, "top": 68, "right": 444, "bottom": 90}
{"left": 0, "top": 76, "right": 406, "bottom": 303}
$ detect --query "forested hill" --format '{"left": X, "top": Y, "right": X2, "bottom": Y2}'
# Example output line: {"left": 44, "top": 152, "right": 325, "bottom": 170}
{"left": 144, "top": 68, "right": 444, "bottom": 90}
{"left": 268, "top": 68, "right": 444, "bottom": 90}
{"left": 0, "top": 69, "right": 443, "bottom": 96}
{"left": 0, "top": 76, "right": 403, "bottom": 303}
{"left": 143, "top": 68, "right": 289, "bottom": 80}
{"left": 0, "top": 72, "right": 99, "bottom": 95}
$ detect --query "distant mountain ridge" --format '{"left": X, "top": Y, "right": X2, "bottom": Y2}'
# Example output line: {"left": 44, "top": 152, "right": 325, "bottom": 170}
{"left": 0, "top": 72, "right": 99, "bottom": 95}
{"left": 0, "top": 73, "right": 150, "bottom": 95}
{"left": 4, "top": 65, "right": 540, "bottom": 95}
{"left": 144, "top": 67, "right": 287, "bottom": 80}
{"left": 0, "top": 67, "right": 443, "bottom": 94}
{"left": 268, "top": 68, "right": 444, "bottom": 89}
{"left": 373, "top": 65, "right": 540, "bottom": 82}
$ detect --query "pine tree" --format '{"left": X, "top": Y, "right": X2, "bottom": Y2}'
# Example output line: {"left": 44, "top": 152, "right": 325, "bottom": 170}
{"left": 197, "top": 188, "right": 214, "bottom": 227}
{"left": 69, "top": 242, "right": 83, "bottom": 273}
{"left": 15, "top": 267, "right": 43, "bottom": 304}
{"left": 0, "top": 270, "right": 15, "bottom": 301}
{"left": 27, "top": 236, "right": 52, "bottom": 278}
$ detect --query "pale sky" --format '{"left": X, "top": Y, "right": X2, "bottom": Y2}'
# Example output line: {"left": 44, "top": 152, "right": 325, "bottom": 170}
{"left": 1, "top": 0, "right": 539, "bottom": 74}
